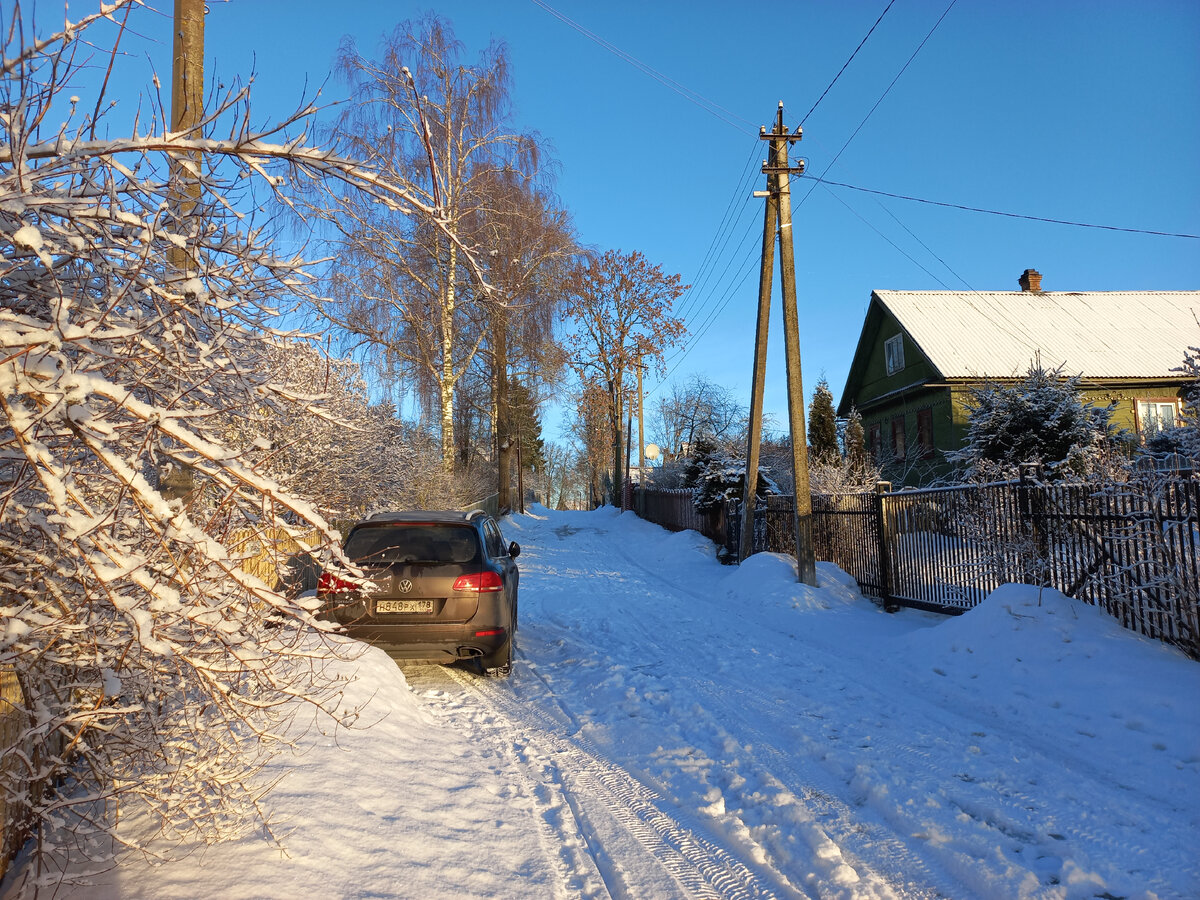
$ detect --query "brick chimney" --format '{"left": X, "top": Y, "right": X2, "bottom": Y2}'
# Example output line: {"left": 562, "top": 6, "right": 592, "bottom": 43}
{"left": 1018, "top": 268, "right": 1043, "bottom": 292}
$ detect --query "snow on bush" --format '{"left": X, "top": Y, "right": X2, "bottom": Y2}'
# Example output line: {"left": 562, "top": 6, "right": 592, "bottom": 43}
{"left": 948, "top": 362, "right": 1116, "bottom": 481}
{"left": 683, "top": 439, "right": 779, "bottom": 513}
{"left": 0, "top": 3, "right": 482, "bottom": 888}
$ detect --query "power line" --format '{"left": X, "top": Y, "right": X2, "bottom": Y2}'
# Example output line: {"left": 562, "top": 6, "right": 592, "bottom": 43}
{"left": 675, "top": 138, "right": 762, "bottom": 322}
{"left": 799, "top": 0, "right": 959, "bottom": 209}
{"left": 813, "top": 177, "right": 1200, "bottom": 239}
{"left": 528, "top": 0, "right": 757, "bottom": 134}
{"left": 871, "top": 197, "right": 973, "bottom": 290}
{"left": 801, "top": 0, "right": 898, "bottom": 126}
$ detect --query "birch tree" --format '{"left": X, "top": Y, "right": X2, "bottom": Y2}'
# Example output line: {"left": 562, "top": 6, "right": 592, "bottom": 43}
{"left": 0, "top": 3, "right": 482, "bottom": 885}
{"left": 470, "top": 166, "right": 575, "bottom": 509}
{"left": 305, "top": 14, "right": 545, "bottom": 472}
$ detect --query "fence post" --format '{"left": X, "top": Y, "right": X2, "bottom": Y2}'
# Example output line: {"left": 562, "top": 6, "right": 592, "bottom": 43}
{"left": 874, "top": 481, "right": 897, "bottom": 612}
{"left": 1019, "top": 463, "right": 1049, "bottom": 585}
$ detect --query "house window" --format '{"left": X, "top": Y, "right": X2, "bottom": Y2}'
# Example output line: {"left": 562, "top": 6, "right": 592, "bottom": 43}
{"left": 884, "top": 334, "right": 905, "bottom": 375}
{"left": 891, "top": 416, "right": 906, "bottom": 461}
{"left": 868, "top": 423, "right": 882, "bottom": 462}
{"left": 917, "top": 408, "right": 934, "bottom": 458}
{"left": 1136, "top": 399, "right": 1179, "bottom": 434}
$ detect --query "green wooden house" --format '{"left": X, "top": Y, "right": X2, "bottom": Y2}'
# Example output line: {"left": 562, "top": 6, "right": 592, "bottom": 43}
{"left": 836, "top": 270, "right": 1200, "bottom": 485}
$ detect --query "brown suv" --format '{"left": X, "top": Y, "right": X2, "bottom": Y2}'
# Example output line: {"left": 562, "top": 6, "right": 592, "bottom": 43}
{"left": 318, "top": 510, "right": 520, "bottom": 675}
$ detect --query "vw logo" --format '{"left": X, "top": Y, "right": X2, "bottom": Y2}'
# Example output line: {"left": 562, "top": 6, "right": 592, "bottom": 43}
{"left": 397, "top": 579, "right": 413, "bottom": 594}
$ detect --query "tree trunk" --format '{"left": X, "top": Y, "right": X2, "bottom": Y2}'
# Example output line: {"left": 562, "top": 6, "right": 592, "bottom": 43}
{"left": 494, "top": 309, "right": 513, "bottom": 512}
{"left": 440, "top": 241, "right": 457, "bottom": 472}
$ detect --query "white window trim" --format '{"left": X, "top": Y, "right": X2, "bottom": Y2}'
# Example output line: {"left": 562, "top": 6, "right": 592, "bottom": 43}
{"left": 1136, "top": 399, "right": 1180, "bottom": 433}
{"left": 884, "top": 334, "right": 905, "bottom": 375}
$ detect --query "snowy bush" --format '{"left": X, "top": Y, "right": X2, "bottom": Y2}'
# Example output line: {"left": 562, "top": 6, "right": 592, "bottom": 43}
{"left": 683, "top": 440, "right": 779, "bottom": 514}
{"left": 0, "top": 3, "right": 481, "bottom": 886}
{"left": 949, "top": 362, "right": 1117, "bottom": 481}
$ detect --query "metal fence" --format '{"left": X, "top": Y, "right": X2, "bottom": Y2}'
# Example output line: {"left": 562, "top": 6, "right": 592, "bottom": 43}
{"left": 633, "top": 488, "right": 730, "bottom": 549}
{"left": 636, "top": 478, "right": 1200, "bottom": 658}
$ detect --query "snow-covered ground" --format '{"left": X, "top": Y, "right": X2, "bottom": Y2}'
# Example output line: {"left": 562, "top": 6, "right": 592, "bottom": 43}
{"left": 8, "top": 505, "right": 1198, "bottom": 899}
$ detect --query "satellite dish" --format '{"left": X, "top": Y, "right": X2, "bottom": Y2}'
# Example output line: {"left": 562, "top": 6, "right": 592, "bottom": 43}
{"left": 644, "top": 443, "right": 660, "bottom": 461}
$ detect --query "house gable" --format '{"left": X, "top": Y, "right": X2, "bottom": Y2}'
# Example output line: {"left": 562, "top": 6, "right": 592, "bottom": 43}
{"left": 837, "top": 292, "right": 944, "bottom": 418}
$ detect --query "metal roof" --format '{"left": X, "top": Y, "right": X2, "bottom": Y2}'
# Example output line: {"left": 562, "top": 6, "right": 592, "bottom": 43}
{"left": 874, "top": 290, "right": 1200, "bottom": 379}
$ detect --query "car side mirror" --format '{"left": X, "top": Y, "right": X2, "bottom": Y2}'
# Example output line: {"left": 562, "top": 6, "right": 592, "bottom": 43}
{"left": 508, "top": 541, "right": 521, "bottom": 559}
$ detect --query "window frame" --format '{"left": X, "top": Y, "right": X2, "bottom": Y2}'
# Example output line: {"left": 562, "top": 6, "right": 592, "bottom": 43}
{"left": 868, "top": 423, "right": 883, "bottom": 462}
{"left": 891, "top": 416, "right": 907, "bottom": 461}
{"left": 1135, "top": 398, "right": 1180, "bottom": 434}
{"left": 884, "top": 334, "right": 905, "bottom": 375}
{"left": 916, "top": 408, "right": 934, "bottom": 458}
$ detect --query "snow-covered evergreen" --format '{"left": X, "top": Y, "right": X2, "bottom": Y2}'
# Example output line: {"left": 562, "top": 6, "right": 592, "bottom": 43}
{"left": 949, "top": 362, "right": 1116, "bottom": 480}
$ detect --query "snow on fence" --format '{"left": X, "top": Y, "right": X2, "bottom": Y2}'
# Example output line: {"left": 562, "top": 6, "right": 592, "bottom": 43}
{"left": 635, "top": 477, "right": 1200, "bottom": 658}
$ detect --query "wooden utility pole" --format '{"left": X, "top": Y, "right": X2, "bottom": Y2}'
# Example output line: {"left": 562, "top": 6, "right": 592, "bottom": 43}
{"left": 740, "top": 102, "right": 817, "bottom": 586}
{"left": 169, "top": 0, "right": 204, "bottom": 275}
{"left": 637, "top": 363, "right": 646, "bottom": 470}
{"left": 610, "top": 378, "right": 622, "bottom": 507}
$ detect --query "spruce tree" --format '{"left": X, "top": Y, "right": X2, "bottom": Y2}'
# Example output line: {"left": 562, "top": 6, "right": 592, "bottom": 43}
{"left": 950, "top": 363, "right": 1114, "bottom": 479}
{"left": 844, "top": 406, "right": 867, "bottom": 474}
{"left": 808, "top": 378, "right": 841, "bottom": 466}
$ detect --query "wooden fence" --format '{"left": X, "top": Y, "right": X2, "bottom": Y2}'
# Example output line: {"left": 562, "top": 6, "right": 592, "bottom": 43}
{"left": 632, "top": 488, "right": 731, "bottom": 550}
{"left": 635, "top": 478, "right": 1200, "bottom": 658}
{"left": 0, "top": 669, "right": 26, "bottom": 882}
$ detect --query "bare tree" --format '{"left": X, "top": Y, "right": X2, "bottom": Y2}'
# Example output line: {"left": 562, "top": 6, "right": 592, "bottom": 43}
{"left": 303, "top": 15, "right": 548, "bottom": 473}
{"left": 471, "top": 166, "right": 576, "bottom": 511}
{"left": 563, "top": 250, "right": 687, "bottom": 503}
{"left": 0, "top": 3, "right": 484, "bottom": 886}
{"left": 649, "top": 374, "right": 747, "bottom": 460}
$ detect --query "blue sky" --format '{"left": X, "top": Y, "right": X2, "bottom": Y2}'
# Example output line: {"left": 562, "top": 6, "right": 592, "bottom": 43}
{"left": 73, "top": 1, "right": 1200, "bottom": 443}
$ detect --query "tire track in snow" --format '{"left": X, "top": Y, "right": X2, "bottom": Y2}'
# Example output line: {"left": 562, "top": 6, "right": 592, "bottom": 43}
{"left": 598, "top": 540, "right": 958, "bottom": 897}
{"left": 439, "top": 663, "right": 792, "bottom": 900}
{"left": 518, "top": 518, "right": 933, "bottom": 896}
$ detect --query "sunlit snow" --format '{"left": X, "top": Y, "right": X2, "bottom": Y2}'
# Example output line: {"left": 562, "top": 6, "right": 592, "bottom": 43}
{"left": 12, "top": 505, "right": 1197, "bottom": 900}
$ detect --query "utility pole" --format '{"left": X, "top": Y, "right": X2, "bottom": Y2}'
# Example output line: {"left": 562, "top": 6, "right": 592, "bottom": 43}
{"left": 740, "top": 102, "right": 817, "bottom": 586}
{"left": 169, "top": 0, "right": 204, "bottom": 276}
{"left": 637, "top": 362, "right": 646, "bottom": 471}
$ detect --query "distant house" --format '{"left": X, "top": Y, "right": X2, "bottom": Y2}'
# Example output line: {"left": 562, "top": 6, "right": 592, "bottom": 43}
{"left": 836, "top": 269, "right": 1200, "bottom": 484}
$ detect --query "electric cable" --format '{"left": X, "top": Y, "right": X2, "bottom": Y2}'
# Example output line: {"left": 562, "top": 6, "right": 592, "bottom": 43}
{"left": 798, "top": 0, "right": 959, "bottom": 210}
{"left": 529, "top": 0, "right": 757, "bottom": 134}
{"left": 812, "top": 178, "right": 1200, "bottom": 240}
{"left": 801, "top": 0, "right": 899, "bottom": 126}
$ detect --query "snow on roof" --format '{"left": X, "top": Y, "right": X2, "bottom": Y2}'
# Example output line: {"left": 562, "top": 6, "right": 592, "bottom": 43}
{"left": 875, "top": 290, "right": 1200, "bottom": 380}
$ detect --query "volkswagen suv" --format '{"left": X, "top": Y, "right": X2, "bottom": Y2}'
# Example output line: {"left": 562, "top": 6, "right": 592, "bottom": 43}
{"left": 318, "top": 510, "right": 520, "bottom": 675}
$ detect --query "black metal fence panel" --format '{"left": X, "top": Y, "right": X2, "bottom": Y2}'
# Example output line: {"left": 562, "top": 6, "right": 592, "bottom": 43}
{"left": 637, "top": 479, "right": 1199, "bottom": 657}
{"left": 812, "top": 492, "right": 883, "bottom": 598}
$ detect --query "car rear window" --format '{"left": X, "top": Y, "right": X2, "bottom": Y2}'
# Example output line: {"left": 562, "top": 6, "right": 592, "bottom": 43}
{"left": 344, "top": 524, "right": 481, "bottom": 565}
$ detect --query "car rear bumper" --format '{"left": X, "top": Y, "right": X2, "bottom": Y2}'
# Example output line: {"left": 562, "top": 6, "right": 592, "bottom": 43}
{"left": 340, "top": 623, "right": 508, "bottom": 663}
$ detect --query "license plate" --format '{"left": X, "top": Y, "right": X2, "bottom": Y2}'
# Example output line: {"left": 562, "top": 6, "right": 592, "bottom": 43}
{"left": 376, "top": 599, "right": 433, "bottom": 614}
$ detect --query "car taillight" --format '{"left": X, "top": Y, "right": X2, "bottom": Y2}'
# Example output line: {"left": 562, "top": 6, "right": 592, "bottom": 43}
{"left": 317, "top": 572, "right": 359, "bottom": 594}
{"left": 452, "top": 571, "right": 503, "bottom": 593}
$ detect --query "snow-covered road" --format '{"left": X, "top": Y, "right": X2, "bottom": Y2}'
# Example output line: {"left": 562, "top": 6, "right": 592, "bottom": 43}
{"left": 406, "top": 506, "right": 1200, "bottom": 899}
{"left": 19, "top": 505, "right": 1198, "bottom": 899}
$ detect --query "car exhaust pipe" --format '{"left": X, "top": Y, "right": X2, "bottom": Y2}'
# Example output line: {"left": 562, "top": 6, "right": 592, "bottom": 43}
{"left": 456, "top": 646, "right": 484, "bottom": 659}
